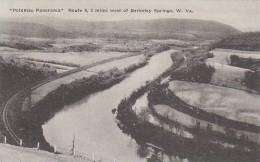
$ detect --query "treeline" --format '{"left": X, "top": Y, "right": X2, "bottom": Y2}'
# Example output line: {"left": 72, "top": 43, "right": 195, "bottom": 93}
{"left": 60, "top": 43, "right": 100, "bottom": 52}
{"left": 215, "top": 32, "right": 260, "bottom": 51}
{"left": 25, "top": 58, "right": 80, "bottom": 67}
{"left": 19, "top": 62, "right": 149, "bottom": 150}
{"left": 168, "top": 47, "right": 216, "bottom": 83}
{"left": 170, "top": 62, "right": 215, "bottom": 83}
{"left": 0, "top": 57, "right": 55, "bottom": 149}
{"left": 0, "top": 58, "right": 56, "bottom": 93}
{"left": 20, "top": 58, "right": 149, "bottom": 142}
{"left": 230, "top": 55, "right": 260, "bottom": 71}
{"left": 116, "top": 84, "right": 149, "bottom": 137}
{"left": 229, "top": 55, "right": 260, "bottom": 91}
{"left": 147, "top": 82, "right": 260, "bottom": 147}
{"left": 0, "top": 39, "right": 53, "bottom": 50}
{"left": 124, "top": 60, "right": 148, "bottom": 73}
{"left": 5, "top": 55, "right": 149, "bottom": 151}
{"left": 116, "top": 80, "right": 260, "bottom": 162}
{"left": 26, "top": 68, "right": 126, "bottom": 125}
{"left": 244, "top": 71, "right": 260, "bottom": 91}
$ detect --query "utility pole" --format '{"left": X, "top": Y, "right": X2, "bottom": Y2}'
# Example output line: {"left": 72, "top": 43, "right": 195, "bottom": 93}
{"left": 71, "top": 134, "right": 76, "bottom": 156}
{"left": 37, "top": 142, "right": 40, "bottom": 150}
{"left": 4, "top": 136, "right": 7, "bottom": 144}
{"left": 28, "top": 88, "right": 32, "bottom": 109}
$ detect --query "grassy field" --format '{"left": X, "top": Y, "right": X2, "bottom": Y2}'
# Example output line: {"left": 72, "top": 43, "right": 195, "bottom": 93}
{"left": 18, "top": 51, "right": 128, "bottom": 67}
{"left": 169, "top": 80, "right": 260, "bottom": 126}
{"left": 205, "top": 48, "right": 260, "bottom": 90}
{"left": 208, "top": 48, "right": 260, "bottom": 65}
{"left": 30, "top": 55, "right": 146, "bottom": 106}
{"left": 153, "top": 104, "right": 225, "bottom": 137}
{"left": 206, "top": 61, "right": 250, "bottom": 90}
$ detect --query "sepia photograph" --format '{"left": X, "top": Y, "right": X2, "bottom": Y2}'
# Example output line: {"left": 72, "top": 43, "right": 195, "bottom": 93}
{"left": 0, "top": 0, "right": 259, "bottom": 162}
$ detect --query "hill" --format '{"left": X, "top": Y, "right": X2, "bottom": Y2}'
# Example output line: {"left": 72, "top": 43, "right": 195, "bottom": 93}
{"left": 216, "top": 32, "right": 260, "bottom": 51}
{"left": 0, "top": 17, "right": 240, "bottom": 40}
{"left": 0, "top": 21, "right": 71, "bottom": 38}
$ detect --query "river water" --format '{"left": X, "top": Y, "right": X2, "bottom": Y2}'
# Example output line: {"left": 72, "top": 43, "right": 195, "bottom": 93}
{"left": 42, "top": 50, "right": 176, "bottom": 162}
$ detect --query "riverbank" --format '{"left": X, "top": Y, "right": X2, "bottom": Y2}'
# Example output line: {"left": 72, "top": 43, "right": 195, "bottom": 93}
{"left": 5, "top": 54, "right": 149, "bottom": 152}
{"left": 41, "top": 49, "right": 176, "bottom": 162}
{"left": 115, "top": 47, "right": 260, "bottom": 162}
{"left": 116, "top": 80, "right": 260, "bottom": 162}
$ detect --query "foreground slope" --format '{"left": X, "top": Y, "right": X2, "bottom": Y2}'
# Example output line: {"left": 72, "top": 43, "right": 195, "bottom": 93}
{"left": 0, "top": 144, "right": 89, "bottom": 162}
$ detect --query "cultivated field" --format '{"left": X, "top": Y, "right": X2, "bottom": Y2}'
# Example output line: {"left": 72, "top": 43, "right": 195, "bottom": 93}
{"left": 205, "top": 48, "right": 259, "bottom": 90}
{"left": 169, "top": 80, "right": 260, "bottom": 126}
{"left": 208, "top": 48, "right": 260, "bottom": 65}
{"left": 18, "top": 51, "right": 128, "bottom": 67}
{"left": 0, "top": 36, "right": 155, "bottom": 74}
{"left": 30, "top": 55, "right": 146, "bottom": 106}
{"left": 206, "top": 61, "right": 250, "bottom": 89}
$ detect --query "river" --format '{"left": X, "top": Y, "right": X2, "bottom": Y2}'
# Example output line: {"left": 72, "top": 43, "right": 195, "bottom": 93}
{"left": 42, "top": 49, "right": 176, "bottom": 162}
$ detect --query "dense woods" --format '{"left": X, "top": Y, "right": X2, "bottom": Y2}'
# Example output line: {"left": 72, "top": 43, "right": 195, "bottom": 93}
{"left": 230, "top": 55, "right": 260, "bottom": 71}
{"left": 116, "top": 81, "right": 260, "bottom": 162}
{"left": 0, "top": 57, "right": 56, "bottom": 93}
{"left": 229, "top": 55, "right": 260, "bottom": 91}
{"left": 170, "top": 62, "right": 215, "bottom": 83}
{"left": 216, "top": 32, "right": 260, "bottom": 51}
{"left": 244, "top": 71, "right": 260, "bottom": 91}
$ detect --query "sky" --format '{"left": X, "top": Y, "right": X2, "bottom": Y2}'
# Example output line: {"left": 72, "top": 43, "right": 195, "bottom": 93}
{"left": 0, "top": 0, "right": 259, "bottom": 31}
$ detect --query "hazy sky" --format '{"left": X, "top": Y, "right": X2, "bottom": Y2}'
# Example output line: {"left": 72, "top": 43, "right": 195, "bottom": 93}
{"left": 1, "top": 0, "right": 259, "bottom": 31}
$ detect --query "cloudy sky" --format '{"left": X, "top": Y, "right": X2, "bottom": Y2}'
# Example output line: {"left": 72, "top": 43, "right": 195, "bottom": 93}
{"left": 0, "top": 0, "right": 259, "bottom": 31}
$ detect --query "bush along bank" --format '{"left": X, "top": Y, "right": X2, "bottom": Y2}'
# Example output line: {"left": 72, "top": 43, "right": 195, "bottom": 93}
{"left": 14, "top": 57, "right": 149, "bottom": 151}
{"left": 116, "top": 80, "right": 260, "bottom": 162}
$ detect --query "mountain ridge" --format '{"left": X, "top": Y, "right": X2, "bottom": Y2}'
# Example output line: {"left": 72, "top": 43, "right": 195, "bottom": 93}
{"left": 0, "top": 17, "right": 240, "bottom": 40}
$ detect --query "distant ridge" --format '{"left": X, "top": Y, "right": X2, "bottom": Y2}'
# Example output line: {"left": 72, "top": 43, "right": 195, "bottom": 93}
{"left": 216, "top": 32, "right": 260, "bottom": 51}
{"left": 0, "top": 17, "right": 240, "bottom": 40}
{"left": 0, "top": 21, "right": 70, "bottom": 38}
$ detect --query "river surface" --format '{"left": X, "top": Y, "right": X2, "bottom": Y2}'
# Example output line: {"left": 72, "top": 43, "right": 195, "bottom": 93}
{"left": 42, "top": 49, "right": 176, "bottom": 162}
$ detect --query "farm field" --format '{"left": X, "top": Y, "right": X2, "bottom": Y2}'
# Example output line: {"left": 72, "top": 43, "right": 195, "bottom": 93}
{"left": 30, "top": 54, "right": 146, "bottom": 106}
{"left": 152, "top": 105, "right": 194, "bottom": 138}
{"left": 131, "top": 93, "right": 194, "bottom": 138}
{"left": 17, "top": 51, "right": 128, "bottom": 67}
{"left": 169, "top": 80, "right": 260, "bottom": 126}
{"left": 207, "top": 48, "right": 260, "bottom": 65}
{"left": 0, "top": 36, "right": 158, "bottom": 74}
{"left": 52, "top": 37, "right": 153, "bottom": 52}
{"left": 153, "top": 104, "right": 225, "bottom": 136}
{"left": 206, "top": 61, "right": 250, "bottom": 89}
{"left": 204, "top": 48, "right": 260, "bottom": 90}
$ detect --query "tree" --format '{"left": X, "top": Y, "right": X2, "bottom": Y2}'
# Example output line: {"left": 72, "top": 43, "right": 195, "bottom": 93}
{"left": 244, "top": 71, "right": 258, "bottom": 90}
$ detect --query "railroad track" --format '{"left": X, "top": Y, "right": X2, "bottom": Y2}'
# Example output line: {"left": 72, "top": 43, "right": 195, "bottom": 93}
{"left": 2, "top": 53, "right": 142, "bottom": 145}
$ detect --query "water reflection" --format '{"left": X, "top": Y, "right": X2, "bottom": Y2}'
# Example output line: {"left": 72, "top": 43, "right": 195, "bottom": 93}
{"left": 42, "top": 50, "right": 175, "bottom": 162}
